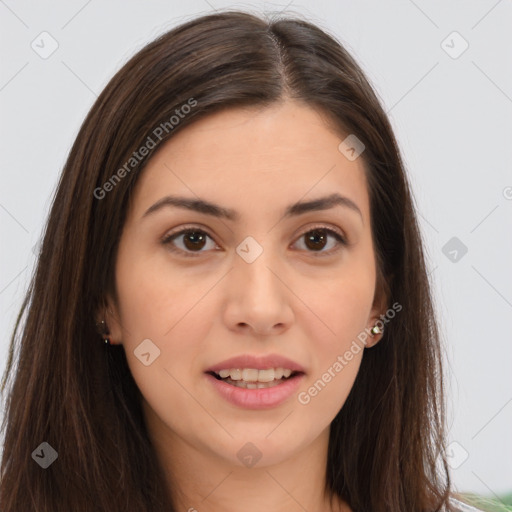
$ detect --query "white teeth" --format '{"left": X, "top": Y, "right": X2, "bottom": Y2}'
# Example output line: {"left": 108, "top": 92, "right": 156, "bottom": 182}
{"left": 257, "top": 369, "right": 275, "bottom": 382}
{"left": 214, "top": 367, "right": 296, "bottom": 383}
{"left": 230, "top": 369, "right": 242, "bottom": 380}
{"left": 242, "top": 369, "right": 259, "bottom": 381}
{"left": 225, "top": 378, "right": 282, "bottom": 389}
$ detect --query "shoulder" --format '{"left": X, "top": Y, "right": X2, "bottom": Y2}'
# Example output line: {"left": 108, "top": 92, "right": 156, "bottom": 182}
{"left": 449, "top": 497, "right": 486, "bottom": 512}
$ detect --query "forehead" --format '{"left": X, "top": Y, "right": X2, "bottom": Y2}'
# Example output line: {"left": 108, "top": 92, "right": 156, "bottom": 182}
{"left": 129, "top": 101, "right": 370, "bottom": 223}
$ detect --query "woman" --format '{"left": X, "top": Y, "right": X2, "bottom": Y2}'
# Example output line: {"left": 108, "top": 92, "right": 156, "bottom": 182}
{"left": 0, "top": 10, "right": 484, "bottom": 512}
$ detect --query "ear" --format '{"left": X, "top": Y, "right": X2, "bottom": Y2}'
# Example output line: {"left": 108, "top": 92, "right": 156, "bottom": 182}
{"left": 94, "top": 293, "right": 123, "bottom": 345}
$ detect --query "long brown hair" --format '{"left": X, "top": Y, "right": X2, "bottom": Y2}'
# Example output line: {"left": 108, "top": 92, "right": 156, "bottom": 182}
{"left": 1, "top": 9, "right": 463, "bottom": 511}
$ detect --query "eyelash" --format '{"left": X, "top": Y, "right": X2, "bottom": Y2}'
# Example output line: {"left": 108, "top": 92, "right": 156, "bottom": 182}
{"left": 161, "top": 224, "right": 347, "bottom": 258}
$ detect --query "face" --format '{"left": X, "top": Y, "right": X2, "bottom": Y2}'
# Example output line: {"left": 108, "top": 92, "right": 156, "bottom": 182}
{"left": 105, "top": 100, "right": 385, "bottom": 470}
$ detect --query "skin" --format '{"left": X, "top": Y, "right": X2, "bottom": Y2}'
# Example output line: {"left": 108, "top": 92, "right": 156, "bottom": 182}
{"left": 104, "top": 100, "right": 386, "bottom": 512}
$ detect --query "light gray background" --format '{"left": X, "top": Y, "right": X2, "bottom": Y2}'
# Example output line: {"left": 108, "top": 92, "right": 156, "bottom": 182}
{"left": 1, "top": 0, "right": 511, "bottom": 499}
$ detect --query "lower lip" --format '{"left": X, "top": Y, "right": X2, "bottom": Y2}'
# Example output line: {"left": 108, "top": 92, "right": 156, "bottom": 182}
{"left": 205, "top": 373, "right": 305, "bottom": 410}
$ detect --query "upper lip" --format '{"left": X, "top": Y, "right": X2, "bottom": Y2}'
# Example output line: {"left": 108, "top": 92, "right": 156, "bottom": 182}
{"left": 206, "top": 354, "right": 306, "bottom": 374}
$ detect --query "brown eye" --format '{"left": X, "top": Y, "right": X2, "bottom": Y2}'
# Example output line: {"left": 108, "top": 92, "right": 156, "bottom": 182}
{"left": 304, "top": 229, "right": 328, "bottom": 251}
{"left": 162, "top": 228, "right": 217, "bottom": 257}
{"left": 294, "top": 227, "right": 347, "bottom": 256}
{"left": 181, "top": 231, "right": 208, "bottom": 251}
{"left": 161, "top": 224, "right": 347, "bottom": 258}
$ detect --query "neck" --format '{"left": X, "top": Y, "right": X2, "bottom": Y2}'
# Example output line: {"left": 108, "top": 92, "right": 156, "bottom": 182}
{"left": 145, "top": 409, "right": 348, "bottom": 511}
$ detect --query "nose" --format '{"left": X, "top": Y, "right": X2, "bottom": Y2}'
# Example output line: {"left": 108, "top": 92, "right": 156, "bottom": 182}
{"left": 222, "top": 245, "right": 294, "bottom": 336}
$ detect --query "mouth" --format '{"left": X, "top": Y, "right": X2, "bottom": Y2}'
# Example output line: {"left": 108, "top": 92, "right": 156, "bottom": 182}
{"left": 206, "top": 367, "right": 304, "bottom": 389}
{"left": 204, "top": 354, "right": 306, "bottom": 408}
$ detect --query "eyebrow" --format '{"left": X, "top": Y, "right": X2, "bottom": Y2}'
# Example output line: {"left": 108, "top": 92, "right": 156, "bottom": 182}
{"left": 142, "top": 192, "right": 363, "bottom": 222}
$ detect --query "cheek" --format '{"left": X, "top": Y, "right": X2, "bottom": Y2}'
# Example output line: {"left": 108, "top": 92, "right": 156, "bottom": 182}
{"left": 115, "top": 262, "right": 216, "bottom": 443}
{"left": 301, "top": 268, "right": 375, "bottom": 357}
{"left": 114, "top": 239, "right": 216, "bottom": 341}
{"left": 299, "top": 349, "right": 363, "bottom": 422}
{"left": 328, "top": 285, "right": 373, "bottom": 347}
{"left": 296, "top": 282, "right": 371, "bottom": 419}
{"left": 294, "top": 266, "right": 374, "bottom": 411}
{"left": 113, "top": 246, "right": 217, "bottom": 411}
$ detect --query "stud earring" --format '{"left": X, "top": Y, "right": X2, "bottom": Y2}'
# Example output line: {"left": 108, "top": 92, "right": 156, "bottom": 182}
{"left": 96, "top": 319, "right": 111, "bottom": 345}
{"left": 370, "top": 325, "right": 383, "bottom": 336}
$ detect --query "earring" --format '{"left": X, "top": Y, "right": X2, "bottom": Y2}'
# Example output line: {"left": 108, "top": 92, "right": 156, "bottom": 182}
{"left": 370, "top": 325, "right": 383, "bottom": 336}
{"left": 96, "top": 319, "right": 111, "bottom": 345}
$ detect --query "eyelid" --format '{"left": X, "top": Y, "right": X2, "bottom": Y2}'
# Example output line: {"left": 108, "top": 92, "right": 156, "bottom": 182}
{"left": 162, "top": 223, "right": 218, "bottom": 241}
{"left": 161, "top": 222, "right": 348, "bottom": 257}
{"left": 294, "top": 223, "right": 347, "bottom": 244}
{"left": 161, "top": 223, "right": 220, "bottom": 256}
